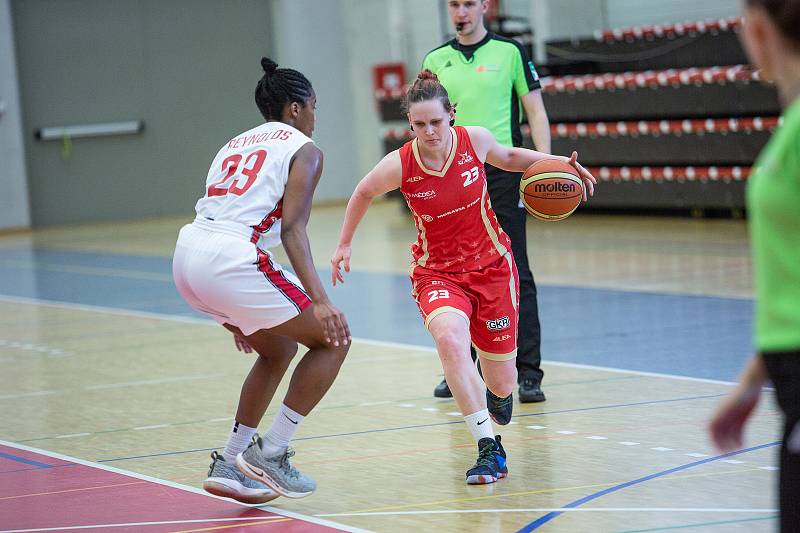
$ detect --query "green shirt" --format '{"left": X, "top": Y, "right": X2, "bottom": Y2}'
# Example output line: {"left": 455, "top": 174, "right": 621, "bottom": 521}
{"left": 748, "top": 97, "right": 800, "bottom": 352}
{"left": 422, "top": 32, "right": 540, "bottom": 148}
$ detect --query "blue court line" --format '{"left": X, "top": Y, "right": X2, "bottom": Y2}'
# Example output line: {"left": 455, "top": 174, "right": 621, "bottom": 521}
{"left": 512, "top": 393, "right": 725, "bottom": 419}
{"left": 93, "top": 393, "right": 726, "bottom": 464}
{"left": 0, "top": 463, "right": 77, "bottom": 475}
{"left": 516, "top": 441, "right": 780, "bottom": 532}
{"left": 0, "top": 451, "right": 54, "bottom": 469}
{"left": 614, "top": 515, "right": 777, "bottom": 533}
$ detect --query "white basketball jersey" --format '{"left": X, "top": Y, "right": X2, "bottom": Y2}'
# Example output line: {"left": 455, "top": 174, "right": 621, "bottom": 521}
{"left": 195, "top": 121, "right": 313, "bottom": 249}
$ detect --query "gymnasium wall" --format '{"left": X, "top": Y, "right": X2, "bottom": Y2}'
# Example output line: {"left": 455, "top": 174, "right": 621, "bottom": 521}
{"left": 497, "top": 1, "right": 741, "bottom": 63}
{"left": 271, "top": 0, "right": 442, "bottom": 197}
{"left": 11, "top": 0, "right": 273, "bottom": 227}
{"left": 604, "top": 0, "right": 740, "bottom": 29}
{"left": 0, "top": 0, "right": 29, "bottom": 230}
{"left": 4, "top": 0, "right": 751, "bottom": 226}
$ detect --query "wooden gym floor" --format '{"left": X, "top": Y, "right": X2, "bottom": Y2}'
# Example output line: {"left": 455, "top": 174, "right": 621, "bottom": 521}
{"left": 0, "top": 202, "right": 780, "bottom": 532}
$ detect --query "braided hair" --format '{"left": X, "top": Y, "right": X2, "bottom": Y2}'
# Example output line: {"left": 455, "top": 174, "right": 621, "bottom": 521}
{"left": 255, "top": 57, "right": 314, "bottom": 121}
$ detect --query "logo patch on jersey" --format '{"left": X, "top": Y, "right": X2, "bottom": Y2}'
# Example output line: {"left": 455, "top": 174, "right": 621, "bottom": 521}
{"left": 492, "top": 334, "right": 512, "bottom": 342}
{"left": 443, "top": 60, "right": 453, "bottom": 69}
{"left": 486, "top": 316, "right": 510, "bottom": 331}
{"left": 457, "top": 151, "right": 474, "bottom": 166}
{"left": 406, "top": 175, "right": 425, "bottom": 183}
{"left": 407, "top": 190, "right": 437, "bottom": 200}
{"left": 421, "top": 214, "right": 433, "bottom": 222}
{"left": 528, "top": 61, "right": 540, "bottom": 81}
{"left": 476, "top": 64, "right": 500, "bottom": 73}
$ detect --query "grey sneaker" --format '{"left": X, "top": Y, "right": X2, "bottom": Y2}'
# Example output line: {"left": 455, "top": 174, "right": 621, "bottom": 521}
{"left": 236, "top": 435, "right": 317, "bottom": 498}
{"left": 203, "top": 451, "right": 279, "bottom": 504}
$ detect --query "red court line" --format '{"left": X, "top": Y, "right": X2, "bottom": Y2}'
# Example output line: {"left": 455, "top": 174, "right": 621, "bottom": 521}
{"left": 0, "top": 442, "right": 364, "bottom": 533}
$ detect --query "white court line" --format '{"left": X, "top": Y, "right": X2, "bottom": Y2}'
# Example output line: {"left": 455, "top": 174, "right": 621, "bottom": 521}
{"left": 0, "top": 295, "right": 213, "bottom": 326}
{"left": 0, "top": 339, "right": 68, "bottom": 358}
{"left": 0, "top": 376, "right": 224, "bottom": 401}
{"left": 0, "top": 294, "right": 747, "bottom": 386}
{"left": 54, "top": 433, "right": 91, "bottom": 439}
{"left": 317, "top": 508, "right": 778, "bottom": 518}
{"left": 0, "top": 259, "right": 174, "bottom": 282}
{"left": 0, "top": 439, "right": 372, "bottom": 533}
{"left": 0, "top": 390, "right": 58, "bottom": 401}
{"left": 86, "top": 374, "right": 224, "bottom": 390}
{"left": 0, "top": 517, "right": 290, "bottom": 533}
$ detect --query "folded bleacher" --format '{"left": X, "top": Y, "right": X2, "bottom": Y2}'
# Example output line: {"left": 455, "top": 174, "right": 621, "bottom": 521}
{"left": 375, "top": 17, "right": 781, "bottom": 214}
{"left": 537, "top": 17, "right": 780, "bottom": 213}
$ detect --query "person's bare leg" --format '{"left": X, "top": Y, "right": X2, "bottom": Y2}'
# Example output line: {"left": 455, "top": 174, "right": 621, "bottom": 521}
{"left": 206, "top": 325, "right": 296, "bottom": 504}
{"left": 480, "top": 357, "right": 517, "bottom": 399}
{"left": 223, "top": 324, "right": 298, "bottom": 427}
{"left": 428, "top": 312, "right": 507, "bottom": 485}
{"left": 235, "top": 307, "right": 349, "bottom": 498}
{"left": 428, "top": 313, "right": 484, "bottom": 415}
{"left": 267, "top": 307, "right": 350, "bottom": 415}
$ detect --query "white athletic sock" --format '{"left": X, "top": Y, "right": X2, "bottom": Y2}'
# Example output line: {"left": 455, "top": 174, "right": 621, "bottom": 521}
{"left": 464, "top": 409, "right": 495, "bottom": 443}
{"left": 221, "top": 421, "right": 258, "bottom": 463}
{"left": 261, "top": 404, "right": 305, "bottom": 456}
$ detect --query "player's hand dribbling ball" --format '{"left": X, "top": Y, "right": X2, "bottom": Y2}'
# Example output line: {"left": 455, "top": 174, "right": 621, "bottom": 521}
{"left": 519, "top": 159, "right": 584, "bottom": 221}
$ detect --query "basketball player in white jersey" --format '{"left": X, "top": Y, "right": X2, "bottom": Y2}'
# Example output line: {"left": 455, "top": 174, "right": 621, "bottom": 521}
{"left": 172, "top": 57, "right": 350, "bottom": 502}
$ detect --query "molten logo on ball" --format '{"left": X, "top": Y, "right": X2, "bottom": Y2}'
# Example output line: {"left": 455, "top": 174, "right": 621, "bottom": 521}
{"left": 520, "top": 159, "right": 584, "bottom": 222}
{"left": 533, "top": 182, "right": 577, "bottom": 194}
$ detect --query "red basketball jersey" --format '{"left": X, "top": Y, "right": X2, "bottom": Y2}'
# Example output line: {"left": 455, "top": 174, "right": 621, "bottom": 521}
{"left": 400, "top": 126, "right": 511, "bottom": 272}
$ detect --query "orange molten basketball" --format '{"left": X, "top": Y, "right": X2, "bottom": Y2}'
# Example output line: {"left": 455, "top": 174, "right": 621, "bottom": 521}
{"left": 519, "top": 159, "right": 583, "bottom": 221}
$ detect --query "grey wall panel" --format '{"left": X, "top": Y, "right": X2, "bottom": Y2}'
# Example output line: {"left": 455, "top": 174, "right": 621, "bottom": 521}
{"left": 605, "top": 0, "right": 740, "bottom": 29}
{"left": 0, "top": 0, "right": 30, "bottom": 229}
{"left": 13, "top": 0, "right": 272, "bottom": 226}
{"left": 272, "top": 0, "right": 359, "bottom": 204}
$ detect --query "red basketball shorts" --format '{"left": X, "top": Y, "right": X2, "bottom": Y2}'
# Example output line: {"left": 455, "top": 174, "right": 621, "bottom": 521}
{"left": 411, "top": 253, "right": 519, "bottom": 361}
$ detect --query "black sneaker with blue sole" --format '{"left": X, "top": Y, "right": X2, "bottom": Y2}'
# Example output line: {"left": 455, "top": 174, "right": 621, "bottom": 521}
{"left": 465, "top": 435, "right": 508, "bottom": 484}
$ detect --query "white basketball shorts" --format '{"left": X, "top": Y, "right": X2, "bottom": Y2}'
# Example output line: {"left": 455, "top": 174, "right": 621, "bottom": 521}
{"left": 173, "top": 219, "right": 311, "bottom": 336}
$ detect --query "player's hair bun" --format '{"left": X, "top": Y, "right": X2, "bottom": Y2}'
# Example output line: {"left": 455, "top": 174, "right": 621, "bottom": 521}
{"left": 417, "top": 69, "right": 439, "bottom": 83}
{"left": 261, "top": 57, "right": 279, "bottom": 75}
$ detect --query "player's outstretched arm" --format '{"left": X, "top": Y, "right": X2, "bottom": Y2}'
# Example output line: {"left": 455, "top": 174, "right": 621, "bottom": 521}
{"left": 467, "top": 125, "right": 549, "bottom": 171}
{"left": 466, "top": 126, "right": 596, "bottom": 201}
{"left": 331, "top": 151, "right": 403, "bottom": 286}
{"left": 709, "top": 354, "right": 767, "bottom": 452}
{"left": 283, "top": 142, "right": 350, "bottom": 346}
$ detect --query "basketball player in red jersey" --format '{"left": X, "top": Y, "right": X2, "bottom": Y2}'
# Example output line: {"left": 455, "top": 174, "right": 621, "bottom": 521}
{"left": 331, "top": 70, "right": 595, "bottom": 484}
{"left": 173, "top": 58, "right": 350, "bottom": 502}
